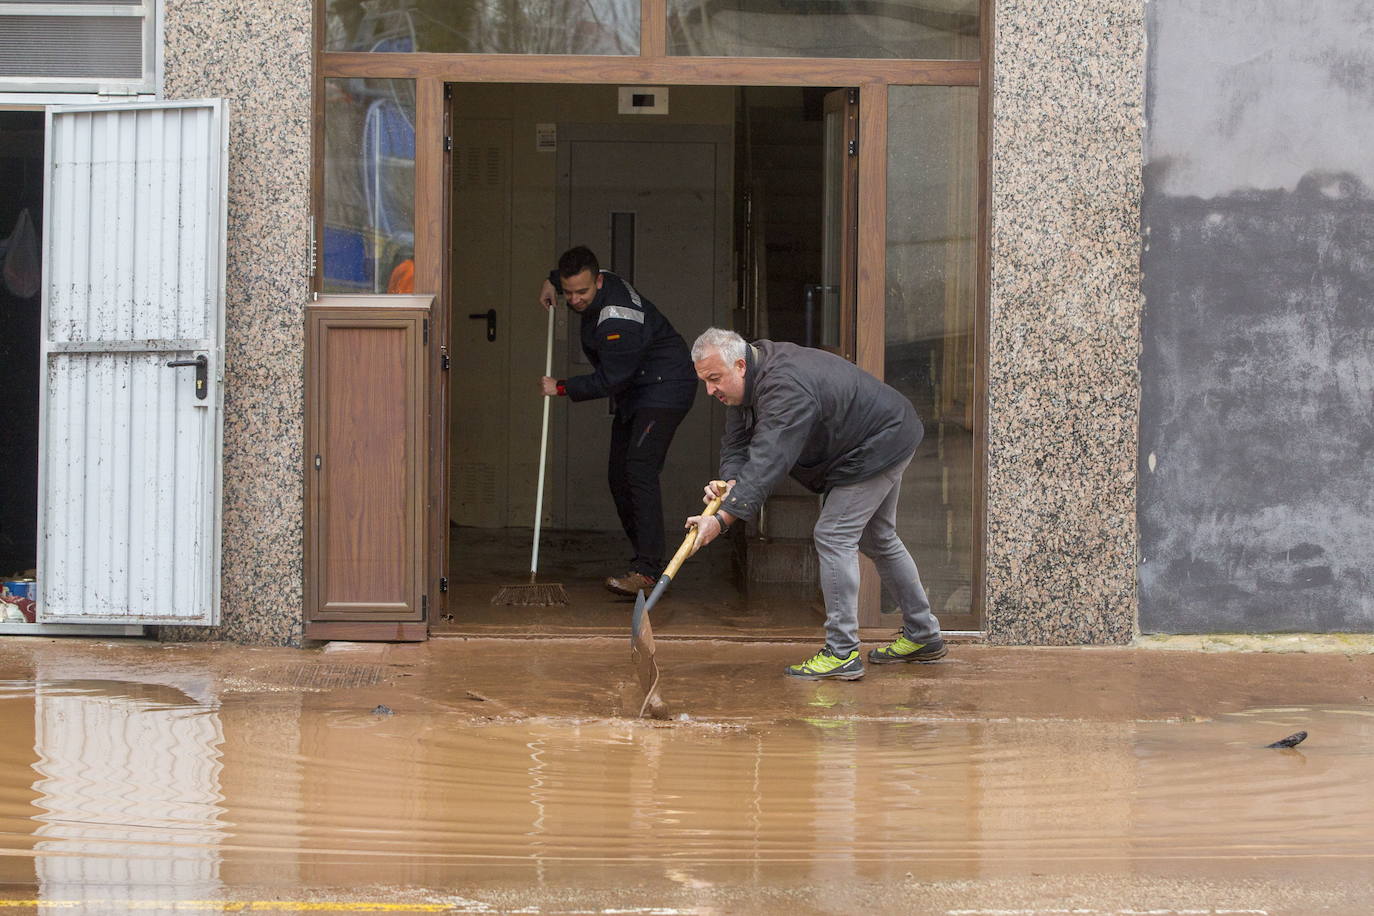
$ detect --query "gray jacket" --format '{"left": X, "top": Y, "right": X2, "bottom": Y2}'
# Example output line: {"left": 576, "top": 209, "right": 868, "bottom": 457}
{"left": 717, "top": 340, "right": 923, "bottom": 522}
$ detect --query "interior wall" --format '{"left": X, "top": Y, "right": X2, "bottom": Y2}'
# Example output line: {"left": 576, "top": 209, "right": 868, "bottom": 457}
{"left": 448, "top": 84, "right": 735, "bottom": 530}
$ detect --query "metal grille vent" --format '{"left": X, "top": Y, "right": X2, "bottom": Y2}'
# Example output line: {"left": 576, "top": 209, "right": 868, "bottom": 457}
{"left": 457, "top": 462, "right": 498, "bottom": 508}
{"left": 259, "top": 664, "right": 388, "bottom": 690}
{"left": 455, "top": 145, "right": 504, "bottom": 189}
{"left": 0, "top": 15, "right": 142, "bottom": 79}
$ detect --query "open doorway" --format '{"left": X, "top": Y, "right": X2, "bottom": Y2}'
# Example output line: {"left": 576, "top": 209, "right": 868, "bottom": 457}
{"left": 438, "top": 84, "right": 856, "bottom": 636}
{"left": 0, "top": 110, "right": 43, "bottom": 621}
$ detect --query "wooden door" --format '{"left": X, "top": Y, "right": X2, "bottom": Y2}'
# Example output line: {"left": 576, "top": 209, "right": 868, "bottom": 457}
{"left": 305, "top": 296, "right": 431, "bottom": 640}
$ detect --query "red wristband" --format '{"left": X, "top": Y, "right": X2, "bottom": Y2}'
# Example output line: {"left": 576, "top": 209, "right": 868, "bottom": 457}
{"left": 555, "top": 380, "right": 567, "bottom": 396}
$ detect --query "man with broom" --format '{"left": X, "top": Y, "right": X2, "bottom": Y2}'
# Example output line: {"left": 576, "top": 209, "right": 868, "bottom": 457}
{"left": 683, "top": 327, "right": 946, "bottom": 680}
{"left": 538, "top": 246, "right": 698, "bottom": 596}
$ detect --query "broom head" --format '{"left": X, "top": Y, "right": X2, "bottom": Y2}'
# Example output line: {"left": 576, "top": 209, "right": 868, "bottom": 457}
{"left": 491, "top": 580, "right": 569, "bottom": 606}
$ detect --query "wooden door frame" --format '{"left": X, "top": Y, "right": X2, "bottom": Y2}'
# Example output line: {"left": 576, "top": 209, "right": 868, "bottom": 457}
{"left": 311, "top": 0, "right": 993, "bottom": 634}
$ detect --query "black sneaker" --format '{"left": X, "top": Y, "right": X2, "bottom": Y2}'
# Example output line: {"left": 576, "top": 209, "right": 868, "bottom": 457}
{"left": 867, "top": 634, "right": 947, "bottom": 664}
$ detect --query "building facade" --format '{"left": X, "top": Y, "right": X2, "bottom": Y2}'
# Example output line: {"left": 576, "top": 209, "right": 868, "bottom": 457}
{"left": 2, "top": 1, "right": 1366, "bottom": 644}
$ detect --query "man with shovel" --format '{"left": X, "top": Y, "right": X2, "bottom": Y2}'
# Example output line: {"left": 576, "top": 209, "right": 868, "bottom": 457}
{"left": 538, "top": 246, "right": 698, "bottom": 596}
{"left": 684, "top": 327, "right": 945, "bottom": 680}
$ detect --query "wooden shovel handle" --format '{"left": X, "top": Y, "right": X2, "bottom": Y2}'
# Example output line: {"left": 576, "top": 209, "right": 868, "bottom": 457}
{"left": 662, "top": 486, "right": 726, "bottom": 581}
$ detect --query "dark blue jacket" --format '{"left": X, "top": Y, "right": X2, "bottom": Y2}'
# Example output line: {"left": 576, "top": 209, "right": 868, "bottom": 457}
{"left": 552, "top": 269, "right": 697, "bottom": 415}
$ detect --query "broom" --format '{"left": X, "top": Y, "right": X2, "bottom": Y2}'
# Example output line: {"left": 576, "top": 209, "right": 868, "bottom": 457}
{"left": 492, "top": 306, "right": 569, "bottom": 606}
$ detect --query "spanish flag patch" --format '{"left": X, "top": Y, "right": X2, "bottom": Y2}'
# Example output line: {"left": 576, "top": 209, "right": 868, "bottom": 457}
{"left": 605, "top": 333, "right": 621, "bottom": 341}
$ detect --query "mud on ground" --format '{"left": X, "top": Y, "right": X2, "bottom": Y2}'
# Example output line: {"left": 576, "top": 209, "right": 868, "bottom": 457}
{"left": 0, "top": 636, "right": 1371, "bottom": 914}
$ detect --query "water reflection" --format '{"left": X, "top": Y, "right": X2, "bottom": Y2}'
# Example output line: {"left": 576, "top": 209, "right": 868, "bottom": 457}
{"left": 27, "top": 672, "right": 225, "bottom": 913}
{"left": 1, "top": 662, "right": 1372, "bottom": 905}
{"left": 668, "top": 0, "right": 980, "bottom": 60}
{"left": 323, "top": 0, "right": 640, "bottom": 55}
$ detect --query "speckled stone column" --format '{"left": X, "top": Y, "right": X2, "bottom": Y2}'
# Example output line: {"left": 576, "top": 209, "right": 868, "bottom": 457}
{"left": 160, "top": 0, "right": 312, "bottom": 645}
{"left": 985, "top": 0, "right": 1144, "bottom": 643}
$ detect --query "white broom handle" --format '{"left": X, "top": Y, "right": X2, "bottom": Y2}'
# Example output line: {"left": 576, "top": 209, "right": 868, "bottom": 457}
{"left": 530, "top": 306, "right": 555, "bottom": 575}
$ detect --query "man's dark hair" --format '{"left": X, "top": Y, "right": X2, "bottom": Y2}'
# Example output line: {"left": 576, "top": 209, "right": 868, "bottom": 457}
{"left": 558, "top": 245, "right": 600, "bottom": 279}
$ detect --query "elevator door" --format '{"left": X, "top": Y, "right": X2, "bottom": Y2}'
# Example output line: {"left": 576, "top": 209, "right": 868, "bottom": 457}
{"left": 555, "top": 126, "right": 732, "bottom": 534}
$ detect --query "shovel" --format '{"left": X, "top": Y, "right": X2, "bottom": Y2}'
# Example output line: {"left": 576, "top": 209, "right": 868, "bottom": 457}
{"left": 630, "top": 490, "right": 724, "bottom": 719}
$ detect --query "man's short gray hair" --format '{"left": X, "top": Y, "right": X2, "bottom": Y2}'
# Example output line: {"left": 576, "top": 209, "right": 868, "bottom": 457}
{"left": 691, "top": 327, "right": 747, "bottom": 365}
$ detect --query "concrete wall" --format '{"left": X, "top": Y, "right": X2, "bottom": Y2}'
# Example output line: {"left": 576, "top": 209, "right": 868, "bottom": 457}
{"left": 1139, "top": 0, "right": 1374, "bottom": 633}
{"left": 985, "top": 0, "right": 1145, "bottom": 643}
{"left": 159, "top": 0, "right": 313, "bottom": 644}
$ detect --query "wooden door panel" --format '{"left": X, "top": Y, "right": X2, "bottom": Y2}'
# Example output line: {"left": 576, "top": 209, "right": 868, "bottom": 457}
{"left": 306, "top": 299, "right": 430, "bottom": 635}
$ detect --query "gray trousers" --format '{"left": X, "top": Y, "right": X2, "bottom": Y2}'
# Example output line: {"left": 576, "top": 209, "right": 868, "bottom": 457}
{"left": 813, "top": 452, "right": 940, "bottom": 655}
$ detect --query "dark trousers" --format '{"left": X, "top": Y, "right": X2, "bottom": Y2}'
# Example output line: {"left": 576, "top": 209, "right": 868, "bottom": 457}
{"left": 608, "top": 407, "right": 689, "bottom": 577}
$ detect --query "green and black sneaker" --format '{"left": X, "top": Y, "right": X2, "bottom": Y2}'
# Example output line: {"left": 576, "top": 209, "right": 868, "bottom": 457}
{"left": 785, "top": 646, "right": 865, "bottom": 680}
{"left": 868, "top": 634, "right": 947, "bottom": 664}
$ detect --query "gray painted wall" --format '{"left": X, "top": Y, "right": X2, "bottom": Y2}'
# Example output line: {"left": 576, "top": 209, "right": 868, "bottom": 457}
{"left": 1139, "top": 0, "right": 1374, "bottom": 632}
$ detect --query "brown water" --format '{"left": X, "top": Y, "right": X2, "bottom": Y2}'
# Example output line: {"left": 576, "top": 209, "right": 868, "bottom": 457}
{"left": 0, "top": 640, "right": 1372, "bottom": 914}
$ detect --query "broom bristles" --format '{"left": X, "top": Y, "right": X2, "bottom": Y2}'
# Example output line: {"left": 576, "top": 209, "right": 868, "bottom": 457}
{"left": 491, "top": 582, "right": 569, "bottom": 606}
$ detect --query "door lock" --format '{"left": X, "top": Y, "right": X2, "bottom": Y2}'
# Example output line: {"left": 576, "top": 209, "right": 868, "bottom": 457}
{"left": 468, "top": 308, "right": 497, "bottom": 342}
{"left": 165, "top": 354, "right": 208, "bottom": 400}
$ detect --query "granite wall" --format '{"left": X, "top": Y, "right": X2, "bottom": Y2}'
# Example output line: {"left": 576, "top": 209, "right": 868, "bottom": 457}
{"left": 985, "top": 0, "right": 1145, "bottom": 643}
{"left": 159, "top": 0, "right": 313, "bottom": 645}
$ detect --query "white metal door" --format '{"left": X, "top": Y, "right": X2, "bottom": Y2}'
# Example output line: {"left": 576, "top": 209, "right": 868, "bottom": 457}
{"left": 38, "top": 99, "right": 228, "bottom": 625}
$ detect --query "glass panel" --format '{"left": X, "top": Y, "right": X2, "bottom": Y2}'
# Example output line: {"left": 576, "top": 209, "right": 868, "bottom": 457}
{"left": 324, "top": 0, "right": 639, "bottom": 55}
{"left": 668, "top": 0, "right": 979, "bottom": 59}
{"left": 816, "top": 94, "right": 846, "bottom": 350}
{"left": 323, "top": 78, "right": 416, "bottom": 294}
{"left": 884, "top": 85, "right": 979, "bottom": 627}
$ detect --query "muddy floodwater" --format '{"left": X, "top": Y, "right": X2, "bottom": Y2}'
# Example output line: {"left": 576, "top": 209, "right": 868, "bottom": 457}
{"left": 0, "top": 637, "right": 1372, "bottom": 914}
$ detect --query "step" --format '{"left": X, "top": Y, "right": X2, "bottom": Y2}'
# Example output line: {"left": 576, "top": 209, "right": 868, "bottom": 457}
{"left": 745, "top": 538, "right": 818, "bottom": 585}
{"left": 756, "top": 493, "right": 820, "bottom": 539}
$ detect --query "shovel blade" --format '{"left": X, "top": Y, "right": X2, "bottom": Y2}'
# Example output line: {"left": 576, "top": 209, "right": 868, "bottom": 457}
{"left": 630, "top": 589, "right": 669, "bottom": 718}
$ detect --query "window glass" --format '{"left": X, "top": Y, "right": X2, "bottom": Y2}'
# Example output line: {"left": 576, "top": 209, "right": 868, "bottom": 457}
{"left": 324, "top": 0, "right": 639, "bottom": 54}
{"left": 322, "top": 78, "right": 416, "bottom": 294}
{"left": 884, "top": 85, "right": 979, "bottom": 625}
{"left": 668, "top": 0, "right": 978, "bottom": 59}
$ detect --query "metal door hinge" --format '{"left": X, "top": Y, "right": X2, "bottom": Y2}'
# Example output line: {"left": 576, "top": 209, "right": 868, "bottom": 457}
{"left": 444, "top": 135, "right": 453, "bottom": 152}
{"left": 423, "top": 318, "right": 430, "bottom": 344}
{"left": 422, "top": 594, "right": 429, "bottom": 616}
{"left": 439, "top": 576, "right": 448, "bottom": 593}
{"left": 848, "top": 139, "right": 858, "bottom": 157}
{"left": 440, "top": 345, "right": 450, "bottom": 370}
{"left": 313, "top": 454, "right": 322, "bottom": 470}
{"left": 307, "top": 220, "right": 318, "bottom": 277}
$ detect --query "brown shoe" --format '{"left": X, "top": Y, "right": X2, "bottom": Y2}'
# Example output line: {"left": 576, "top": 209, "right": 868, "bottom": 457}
{"left": 605, "top": 571, "right": 656, "bottom": 596}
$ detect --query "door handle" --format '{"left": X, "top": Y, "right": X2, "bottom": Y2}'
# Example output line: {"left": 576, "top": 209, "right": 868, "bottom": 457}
{"left": 468, "top": 308, "right": 496, "bottom": 342}
{"left": 165, "top": 354, "right": 208, "bottom": 400}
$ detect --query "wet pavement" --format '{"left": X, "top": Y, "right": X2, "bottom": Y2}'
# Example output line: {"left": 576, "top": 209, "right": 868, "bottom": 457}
{"left": 0, "top": 635, "right": 1372, "bottom": 914}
